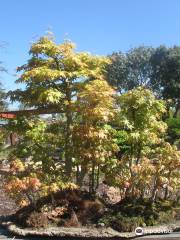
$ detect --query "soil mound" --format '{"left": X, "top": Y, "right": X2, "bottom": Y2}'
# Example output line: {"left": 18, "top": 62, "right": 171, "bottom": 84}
{"left": 13, "top": 189, "right": 105, "bottom": 228}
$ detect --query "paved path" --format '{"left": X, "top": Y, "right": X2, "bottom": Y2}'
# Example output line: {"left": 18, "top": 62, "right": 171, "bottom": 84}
{"left": 0, "top": 227, "right": 179, "bottom": 240}
{"left": 136, "top": 232, "right": 180, "bottom": 239}
{"left": 0, "top": 227, "right": 68, "bottom": 240}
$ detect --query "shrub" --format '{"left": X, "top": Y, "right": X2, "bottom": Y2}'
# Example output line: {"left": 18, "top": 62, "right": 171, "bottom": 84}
{"left": 99, "top": 213, "right": 144, "bottom": 232}
{"left": 99, "top": 197, "right": 175, "bottom": 232}
{"left": 26, "top": 211, "right": 48, "bottom": 228}
{"left": 158, "top": 211, "right": 174, "bottom": 224}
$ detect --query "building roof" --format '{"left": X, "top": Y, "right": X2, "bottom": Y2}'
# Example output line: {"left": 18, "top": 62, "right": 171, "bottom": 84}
{"left": 0, "top": 108, "right": 62, "bottom": 119}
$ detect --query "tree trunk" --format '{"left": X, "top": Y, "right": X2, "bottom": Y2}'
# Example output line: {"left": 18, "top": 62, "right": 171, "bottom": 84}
{"left": 173, "top": 102, "right": 180, "bottom": 118}
{"left": 76, "top": 165, "right": 80, "bottom": 185}
{"left": 64, "top": 83, "right": 73, "bottom": 178}
{"left": 164, "top": 172, "right": 171, "bottom": 200}
{"left": 96, "top": 164, "right": 100, "bottom": 189}
{"left": 164, "top": 185, "right": 168, "bottom": 200}
{"left": 90, "top": 161, "right": 95, "bottom": 193}
{"left": 76, "top": 165, "right": 87, "bottom": 187}
{"left": 136, "top": 145, "right": 141, "bottom": 165}
{"left": 151, "top": 176, "right": 158, "bottom": 202}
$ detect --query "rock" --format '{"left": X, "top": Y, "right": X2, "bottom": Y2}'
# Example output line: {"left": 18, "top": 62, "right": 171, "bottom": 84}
{"left": 64, "top": 210, "right": 81, "bottom": 227}
{"left": 97, "top": 183, "right": 121, "bottom": 204}
{"left": 98, "top": 222, "right": 105, "bottom": 227}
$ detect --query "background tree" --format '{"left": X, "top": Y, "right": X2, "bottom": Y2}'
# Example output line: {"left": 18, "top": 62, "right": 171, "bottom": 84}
{"left": 106, "top": 45, "right": 180, "bottom": 148}
{"left": 151, "top": 46, "right": 180, "bottom": 117}
{"left": 105, "top": 46, "right": 154, "bottom": 93}
{"left": 125, "top": 46, "right": 154, "bottom": 89}
{"left": 166, "top": 117, "right": 180, "bottom": 147}
{"left": 105, "top": 51, "right": 127, "bottom": 93}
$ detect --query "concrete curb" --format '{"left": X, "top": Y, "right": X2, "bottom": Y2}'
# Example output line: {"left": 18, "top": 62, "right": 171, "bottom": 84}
{"left": 1, "top": 220, "right": 180, "bottom": 239}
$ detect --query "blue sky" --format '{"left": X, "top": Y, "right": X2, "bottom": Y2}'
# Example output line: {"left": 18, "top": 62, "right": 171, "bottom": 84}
{"left": 1, "top": 0, "right": 180, "bottom": 106}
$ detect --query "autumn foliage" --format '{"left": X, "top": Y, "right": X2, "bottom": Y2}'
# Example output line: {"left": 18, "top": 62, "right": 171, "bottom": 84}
{"left": 3, "top": 34, "right": 180, "bottom": 209}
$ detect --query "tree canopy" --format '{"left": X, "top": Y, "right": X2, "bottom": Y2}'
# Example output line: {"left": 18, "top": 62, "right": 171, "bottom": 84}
{"left": 105, "top": 46, "right": 180, "bottom": 117}
{"left": 1, "top": 34, "right": 179, "bottom": 211}
{"left": 9, "top": 34, "right": 109, "bottom": 177}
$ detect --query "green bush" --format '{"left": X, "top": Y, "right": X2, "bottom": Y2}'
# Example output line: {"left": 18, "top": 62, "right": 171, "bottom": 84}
{"left": 158, "top": 211, "right": 174, "bottom": 224}
{"left": 113, "top": 214, "right": 145, "bottom": 232}
{"left": 99, "top": 198, "right": 175, "bottom": 232}
{"left": 99, "top": 213, "right": 144, "bottom": 232}
{"left": 166, "top": 117, "right": 180, "bottom": 145}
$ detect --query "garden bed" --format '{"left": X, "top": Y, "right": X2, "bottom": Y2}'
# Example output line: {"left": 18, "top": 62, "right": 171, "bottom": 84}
{"left": 0, "top": 188, "right": 180, "bottom": 239}
{"left": 1, "top": 219, "right": 180, "bottom": 239}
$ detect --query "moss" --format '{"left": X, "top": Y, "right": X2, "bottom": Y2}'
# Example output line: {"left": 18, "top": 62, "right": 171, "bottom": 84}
{"left": 99, "top": 197, "right": 175, "bottom": 232}
{"left": 99, "top": 213, "right": 145, "bottom": 232}
{"left": 158, "top": 211, "right": 175, "bottom": 224}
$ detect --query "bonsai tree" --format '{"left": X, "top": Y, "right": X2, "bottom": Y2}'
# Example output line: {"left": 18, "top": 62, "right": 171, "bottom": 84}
{"left": 9, "top": 33, "right": 109, "bottom": 178}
